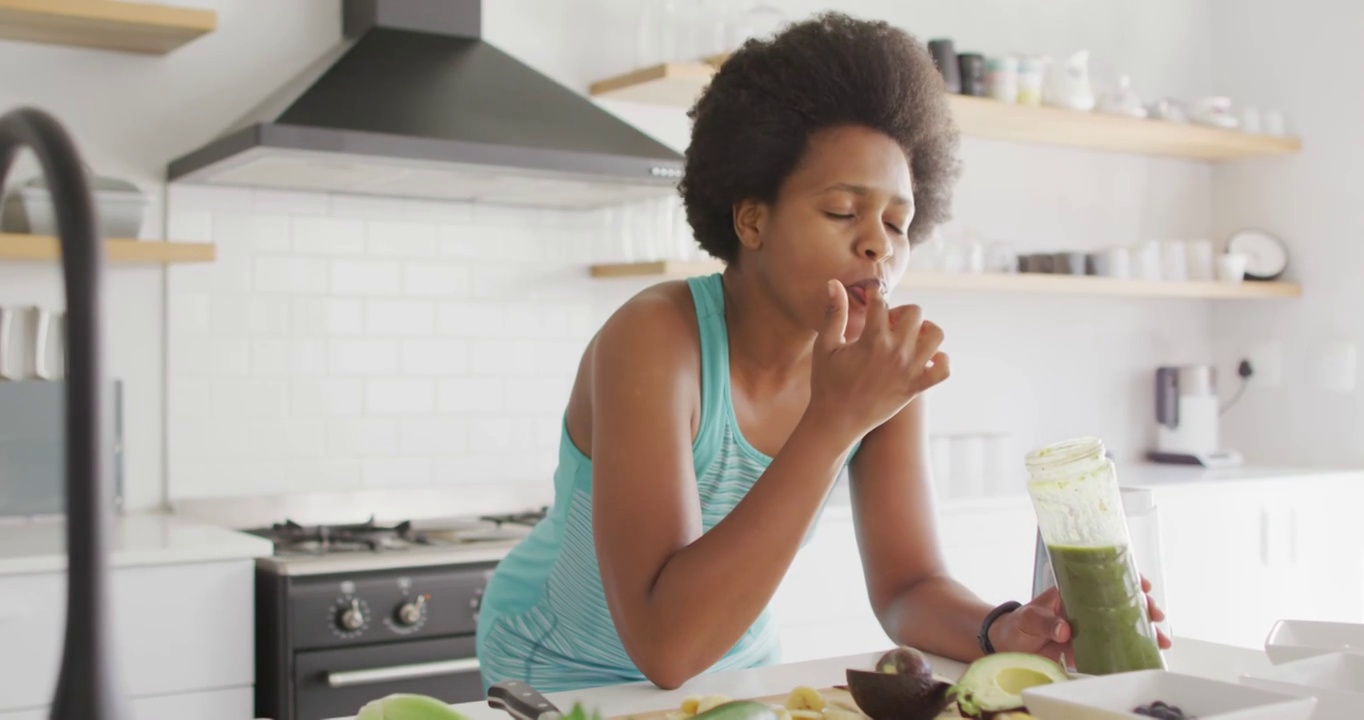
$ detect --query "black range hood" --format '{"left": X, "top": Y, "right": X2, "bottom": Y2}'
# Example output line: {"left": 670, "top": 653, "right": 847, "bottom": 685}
{"left": 167, "top": 0, "right": 684, "bottom": 209}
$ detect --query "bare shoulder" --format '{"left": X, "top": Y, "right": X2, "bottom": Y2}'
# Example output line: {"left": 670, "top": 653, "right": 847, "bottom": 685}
{"left": 594, "top": 280, "right": 700, "bottom": 355}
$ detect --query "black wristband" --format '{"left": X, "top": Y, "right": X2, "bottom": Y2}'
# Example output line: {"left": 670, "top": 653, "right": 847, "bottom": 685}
{"left": 978, "top": 600, "right": 1022, "bottom": 655}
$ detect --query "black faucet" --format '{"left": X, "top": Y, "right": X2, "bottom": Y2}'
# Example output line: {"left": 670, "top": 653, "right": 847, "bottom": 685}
{"left": 0, "top": 108, "right": 126, "bottom": 718}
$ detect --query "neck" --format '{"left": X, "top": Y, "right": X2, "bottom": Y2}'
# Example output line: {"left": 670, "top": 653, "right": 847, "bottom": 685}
{"left": 719, "top": 265, "right": 815, "bottom": 383}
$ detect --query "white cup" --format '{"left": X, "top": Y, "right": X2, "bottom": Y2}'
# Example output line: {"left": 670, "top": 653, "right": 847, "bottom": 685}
{"left": 1103, "top": 246, "right": 1132, "bottom": 279}
{"left": 1186, "top": 239, "right": 1215, "bottom": 281}
{"left": 1133, "top": 241, "right": 1162, "bottom": 281}
{"left": 1217, "top": 253, "right": 1249, "bottom": 283}
{"left": 1161, "top": 240, "right": 1188, "bottom": 282}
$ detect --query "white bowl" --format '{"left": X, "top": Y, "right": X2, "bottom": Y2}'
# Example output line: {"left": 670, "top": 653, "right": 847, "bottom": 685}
{"left": 1265, "top": 620, "right": 1364, "bottom": 665}
{"left": 1241, "top": 651, "right": 1364, "bottom": 720}
{"left": 1021, "top": 669, "right": 1317, "bottom": 720}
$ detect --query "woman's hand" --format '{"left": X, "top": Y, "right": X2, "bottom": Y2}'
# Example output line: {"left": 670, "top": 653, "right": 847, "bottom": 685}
{"left": 810, "top": 280, "right": 949, "bottom": 441}
{"left": 987, "top": 576, "right": 1172, "bottom": 664}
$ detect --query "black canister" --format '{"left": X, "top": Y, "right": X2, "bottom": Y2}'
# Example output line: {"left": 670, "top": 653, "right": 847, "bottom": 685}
{"left": 927, "top": 39, "right": 961, "bottom": 93}
{"left": 958, "top": 53, "right": 986, "bottom": 96}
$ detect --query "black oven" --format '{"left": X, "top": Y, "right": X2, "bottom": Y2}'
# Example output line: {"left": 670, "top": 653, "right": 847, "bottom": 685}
{"left": 255, "top": 561, "right": 497, "bottom": 720}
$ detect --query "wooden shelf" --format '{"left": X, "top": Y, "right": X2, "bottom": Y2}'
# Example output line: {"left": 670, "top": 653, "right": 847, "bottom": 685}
{"left": 589, "top": 260, "right": 1302, "bottom": 300}
{"left": 589, "top": 62, "right": 1301, "bottom": 161}
{"left": 0, "top": 234, "right": 216, "bottom": 264}
{"left": 0, "top": 0, "right": 216, "bottom": 55}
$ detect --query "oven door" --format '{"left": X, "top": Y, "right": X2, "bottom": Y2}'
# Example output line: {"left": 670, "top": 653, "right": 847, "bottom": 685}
{"left": 294, "top": 636, "right": 484, "bottom": 720}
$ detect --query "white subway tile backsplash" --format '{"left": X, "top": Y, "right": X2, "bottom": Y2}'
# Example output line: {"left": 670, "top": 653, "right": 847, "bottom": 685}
{"left": 505, "top": 378, "right": 570, "bottom": 412}
{"left": 177, "top": 337, "right": 250, "bottom": 376}
{"left": 400, "top": 417, "right": 467, "bottom": 454}
{"left": 292, "top": 298, "right": 364, "bottom": 335}
{"left": 332, "top": 259, "right": 401, "bottom": 295}
{"left": 329, "top": 338, "right": 398, "bottom": 375}
{"left": 436, "top": 301, "right": 506, "bottom": 337}
{"left": 362, "top": 457, "right": 433, "bottom": 487}
{"left": 367, "top": 221, "right": 438, "bottom": 257}
{"left": 294, "top": 217, "right": 365, "bottom": 255}
{"left": 254, "top": 189, "right": 330, "bottom": 215}
{"left": 403, "top": 263, "right": 469, "bottom": 297}
{"left": 365, "top": 378, "right": 435, "bottom": 414}
{"left": 365, "top": 299, "right": 435, "bottom": 336}
{"left": 168, "top": 190, "right": 598, "bottom": 500}
{"left": 251, "top": 338, "right": 326, "bottom": 375}
{"left": 400, "top": 339, "right": 468, "bottom": 375}
{"left": 169, "top": 294, "right": 210, "bottom": 334}
{"left": 470, "top": 340, "right": 538, "bottom": 375}
{"left": 167, "top": 209, "right": 213, "bottom": 244}
{"left": 169, "top": 184, "right": 253, "bottom": 212}
{"left": 243, "top": 419, "right": 326, "bottom": 459}
{"left": 216, "top": 214, "right": 291, "bottom": 253}
{"left": 210, "top": 379, "right": 288, "bottom": 419}
{"left": 255, "top": 257, "right": 329, "bottom": 294}
{"left": 291, "top": 378, "right": 364, "bottom": 416}
{"left": 327, "top": 417, "right": 398, "bottom": 455}
{"left": 438, "top": 377, "right": 503, "bottom": 412}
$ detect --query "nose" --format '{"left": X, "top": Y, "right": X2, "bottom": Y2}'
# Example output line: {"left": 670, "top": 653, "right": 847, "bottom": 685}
{"left": 854, "top": 225, "right": 894, "bottom": 261}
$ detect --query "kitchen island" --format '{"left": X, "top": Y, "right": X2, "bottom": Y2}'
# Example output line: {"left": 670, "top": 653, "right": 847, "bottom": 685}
{"left": 326, "top": 638, "right": 1272, "bottom": 720}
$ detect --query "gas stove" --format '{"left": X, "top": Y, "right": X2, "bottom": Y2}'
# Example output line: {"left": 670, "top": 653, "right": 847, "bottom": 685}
{"left": 173, "top": 490, "right": 551, "bottom": 720}
{"left": 243, "top": 509, "right": 546, "bottom": 575}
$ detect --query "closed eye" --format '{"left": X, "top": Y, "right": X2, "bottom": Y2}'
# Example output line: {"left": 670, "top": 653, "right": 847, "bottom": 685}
{"left": 885, "top": 222, "right": 905, "bottom": 235}
{"left": 824, "top": 212, "right": 855, "bottom": 221}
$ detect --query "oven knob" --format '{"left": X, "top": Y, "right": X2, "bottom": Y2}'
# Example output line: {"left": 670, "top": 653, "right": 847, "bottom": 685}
{"left": 337, "top": 599, "right": 366, "bottom": 631}
{"left": 395, "top": 595, "right": 426, "bottom": 626}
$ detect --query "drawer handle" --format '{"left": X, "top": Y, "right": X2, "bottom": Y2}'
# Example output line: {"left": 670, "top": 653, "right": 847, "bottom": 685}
{"left": 326, "top": 657, "right": 482, "bottom": 688}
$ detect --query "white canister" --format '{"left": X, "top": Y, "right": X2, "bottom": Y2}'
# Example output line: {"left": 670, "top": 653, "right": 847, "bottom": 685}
{"left": 1186, "top": 239, "right": 1214, "bottom": 281}
{"left": 1016, "top": 56, "right": 1047, "bottom": 106}
{"left": 1161, "top": 240, "right": 1188, "bottom": 282}
{"left": 985, "top": 55, "right": 1019, "bottom": 104}
{"left": 1133, "top": 241, "right": 1162, "bottom": 281}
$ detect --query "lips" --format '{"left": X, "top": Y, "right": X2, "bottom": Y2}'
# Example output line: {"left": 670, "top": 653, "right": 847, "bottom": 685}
{"left": 843, "top": 278, "right": 885, "bottom": 308}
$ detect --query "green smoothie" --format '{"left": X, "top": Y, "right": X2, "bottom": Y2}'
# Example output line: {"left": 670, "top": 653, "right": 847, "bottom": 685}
{"left": 1047, "top": 543, "right": 1165, "bottom": 675}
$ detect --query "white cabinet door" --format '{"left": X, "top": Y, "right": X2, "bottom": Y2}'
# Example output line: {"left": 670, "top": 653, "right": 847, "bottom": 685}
{"left": 937, "top": 498, "right": 1036, "bottom": 607}
{"left": 0, "top": 560, "right": 255, "bottom": 712}
{"left": 0, "top": 687, "right": 253, "bottom": 720}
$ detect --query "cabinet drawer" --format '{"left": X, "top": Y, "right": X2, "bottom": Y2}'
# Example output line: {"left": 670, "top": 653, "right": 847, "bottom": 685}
{"left": 0, "top": 561, "right": 255, "bottom": 711}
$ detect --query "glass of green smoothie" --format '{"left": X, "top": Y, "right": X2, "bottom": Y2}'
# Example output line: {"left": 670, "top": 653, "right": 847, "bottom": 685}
{"left": 1025, "top": 437, "right": 1166, "bottom": 676}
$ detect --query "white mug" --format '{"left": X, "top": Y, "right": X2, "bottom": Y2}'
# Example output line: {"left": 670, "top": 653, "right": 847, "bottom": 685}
{"left": 1186, "top": 239, "right": 1215, "bottom": 281}
{"left": 1217, "top": 253, "right": 1249, "bottom": 283}
{"left": 1161, "top": 240, "right": 1188, "bottom": 282}
{"left": 1133, "top": 241, "right": 1162, "bottom": 281}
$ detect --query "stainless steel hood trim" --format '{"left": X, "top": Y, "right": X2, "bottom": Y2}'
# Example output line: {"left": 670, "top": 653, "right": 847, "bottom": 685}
{"left": 168, "top": 123, "right": 682, "bottom": 187}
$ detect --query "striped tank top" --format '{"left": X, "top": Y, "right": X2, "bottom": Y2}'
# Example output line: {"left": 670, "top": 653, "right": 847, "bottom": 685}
{"left": 475, "top": 273, "right": 853, "bottom": 693}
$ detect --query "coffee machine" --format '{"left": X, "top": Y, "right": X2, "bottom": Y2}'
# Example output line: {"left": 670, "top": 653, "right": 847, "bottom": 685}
{"left": 1147, "top": 364, "right": 1242, "bottom": 468}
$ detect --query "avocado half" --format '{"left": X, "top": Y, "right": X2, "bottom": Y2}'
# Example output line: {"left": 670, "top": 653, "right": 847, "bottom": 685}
{"left": 947, "top": 653, "right": 1068, "bottom": 719}
{"left": 845, "top": 669, "right": 951, "bottom": 720}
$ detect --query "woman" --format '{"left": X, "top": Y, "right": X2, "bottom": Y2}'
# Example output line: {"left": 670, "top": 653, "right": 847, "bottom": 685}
{"left": 476, "top": 12, "right": 1168, "bottom": 692}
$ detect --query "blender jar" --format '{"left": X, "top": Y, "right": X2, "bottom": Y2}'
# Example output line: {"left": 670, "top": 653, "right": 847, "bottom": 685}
{"left": 1025, "top": 437, "right": 1166, "bottom": 675}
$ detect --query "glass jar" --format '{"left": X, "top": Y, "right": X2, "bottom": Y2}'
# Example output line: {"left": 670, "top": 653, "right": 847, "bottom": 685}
{"left": 1024, "top": 437, "right": 1166, "bottom": 675}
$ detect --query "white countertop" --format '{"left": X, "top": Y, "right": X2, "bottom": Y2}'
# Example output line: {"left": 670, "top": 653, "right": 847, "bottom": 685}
{"left": 0, "top": 511, "right": 274, "bottom": 575}
{"left": 326, "top": 639, "right": 1271, "bottom": 720}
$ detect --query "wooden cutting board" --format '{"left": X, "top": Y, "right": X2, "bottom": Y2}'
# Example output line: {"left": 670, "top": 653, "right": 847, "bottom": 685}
{"left": 609, "top": 683, "right": 970, "bottom": 720}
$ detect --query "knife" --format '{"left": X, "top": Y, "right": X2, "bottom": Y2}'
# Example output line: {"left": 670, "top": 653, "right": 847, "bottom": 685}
{"left": 488, "top": 680, "right": 564, "bottom": 720}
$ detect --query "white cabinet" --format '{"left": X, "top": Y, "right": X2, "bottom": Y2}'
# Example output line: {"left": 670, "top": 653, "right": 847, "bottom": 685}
{"left": 0, "top": 560, "right": 256, "bottom": 715}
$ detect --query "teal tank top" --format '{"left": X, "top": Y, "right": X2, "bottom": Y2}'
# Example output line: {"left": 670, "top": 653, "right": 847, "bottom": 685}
{"left": 475, "top": 273, "right": 853, "bottom": 693}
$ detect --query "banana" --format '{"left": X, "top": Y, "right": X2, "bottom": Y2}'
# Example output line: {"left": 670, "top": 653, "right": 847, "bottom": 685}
{"left": 788, "top": 711, "right": 822, "bottom": 720}
{"left": 680, "top": 698, "right": 702, "bottom": 715}
{"left": 695, "top": 695, "right": 734, "bottom": 714}
{"left": 772, "top": 708, "right": 793, "bottom": 720}
{"left": 784, "top": 687, "right": 826, "bottom": 712}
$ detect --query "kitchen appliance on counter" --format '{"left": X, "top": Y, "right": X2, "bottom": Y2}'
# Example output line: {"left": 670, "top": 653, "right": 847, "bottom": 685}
{"left": 175, "top": 491, "right": 549, "bottom": 720}
{"left": 1148, "top": 364, "right": 1243, "bottom": 468}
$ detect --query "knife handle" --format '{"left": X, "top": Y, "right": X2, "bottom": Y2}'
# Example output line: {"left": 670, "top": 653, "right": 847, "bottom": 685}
{"left": 488, "top": 680, "right": 561, "bottom": 720}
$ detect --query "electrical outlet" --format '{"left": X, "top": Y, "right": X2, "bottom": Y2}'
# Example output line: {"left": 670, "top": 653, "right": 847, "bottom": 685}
{"left": 1246, "top": 341, "right": 1283, "bottom": 388}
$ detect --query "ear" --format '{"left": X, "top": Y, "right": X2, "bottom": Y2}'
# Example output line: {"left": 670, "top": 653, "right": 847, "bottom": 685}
{"left": 732, "top": 199, "right": 767, "bottom": 252}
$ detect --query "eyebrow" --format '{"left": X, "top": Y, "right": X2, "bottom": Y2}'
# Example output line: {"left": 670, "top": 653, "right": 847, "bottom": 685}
{"left": 822, "top": 183, "right": 912, "bottom": 206}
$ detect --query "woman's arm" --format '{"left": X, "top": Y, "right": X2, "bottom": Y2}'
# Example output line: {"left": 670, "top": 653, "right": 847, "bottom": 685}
{"left": 590, "top": 294, "right": 857, "bottom": 689}
{"left": 849, "top": 396, "right": 1000, "bottom": 661}
{"left": 852, "top": 397, "right": 1172, "bottom": 663}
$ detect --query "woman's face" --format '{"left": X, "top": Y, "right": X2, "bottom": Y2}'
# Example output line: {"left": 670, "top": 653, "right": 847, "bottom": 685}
{"left": 738, "top": 124, "right": 915, "bottom": 342}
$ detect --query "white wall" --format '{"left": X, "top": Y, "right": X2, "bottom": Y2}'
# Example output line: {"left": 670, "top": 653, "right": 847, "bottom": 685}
{"left": 0, "top": 0, "right": 1224, "bottom": 508}
{"left": 1208, "top": 0, "right": 1364, "bottom": 465}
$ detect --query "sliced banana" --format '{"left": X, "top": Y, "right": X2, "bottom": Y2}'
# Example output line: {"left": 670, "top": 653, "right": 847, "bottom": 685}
{"left": 695, "top": 695, "right": 733, "bottom": 714}
{"left": 821, "top": 703, "right": 867, "bottom": 720}
{"left": 784, "top": 686, "right": 826, "bottom": 712}
{"left": 772, "top": 708, "right": 793, "bottom": 720}
{"left": 679, "top": 697, "right": 702, "bottom": 715}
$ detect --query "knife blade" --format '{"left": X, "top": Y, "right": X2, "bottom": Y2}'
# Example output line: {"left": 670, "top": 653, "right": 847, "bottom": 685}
{"left": 488, "top": 680, "right": 564, "bottom": 720}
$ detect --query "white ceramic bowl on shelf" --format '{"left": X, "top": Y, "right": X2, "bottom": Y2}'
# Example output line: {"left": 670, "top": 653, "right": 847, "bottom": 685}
{"left": 1021, "top": 669, "right": 1316, "bottom": 720}
{"left": 1265, "top": 620, "right": 1364, "bottom": 665}
{"left": 1241, "top": 651, "right": 1364, "bottom": 720}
